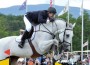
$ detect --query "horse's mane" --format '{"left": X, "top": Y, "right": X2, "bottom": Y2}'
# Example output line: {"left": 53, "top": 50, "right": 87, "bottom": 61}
{"left": 55, "top": 18, "right": 67, "bottom": 23}
{"left": 55, "top": 18, "right": 74, "bottom": 28}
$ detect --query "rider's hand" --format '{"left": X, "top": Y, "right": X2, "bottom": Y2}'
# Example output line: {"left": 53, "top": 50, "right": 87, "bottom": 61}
{"left": 49, "top": 17, "right": 55, "bottom": 22}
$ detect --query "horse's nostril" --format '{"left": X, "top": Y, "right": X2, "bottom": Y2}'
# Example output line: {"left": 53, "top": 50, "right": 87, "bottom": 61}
{"left": 66, "top": 34, "right": 69, "bottom": 37}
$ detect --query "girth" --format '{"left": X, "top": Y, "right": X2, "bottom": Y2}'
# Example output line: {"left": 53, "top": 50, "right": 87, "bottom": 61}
{"left": 29, "top": 40, "right": 41, "bottom": 58}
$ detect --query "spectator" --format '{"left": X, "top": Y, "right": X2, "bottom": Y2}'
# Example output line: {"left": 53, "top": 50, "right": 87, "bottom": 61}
{"left": 68, "top": 54, "right": 75, "bottom": 65}
{"left": 35, "top": 58, "right": 40, "bottom": 65}
{"left": 17, "top": 58, "right": 25, "bottom": 65}
{"left": 28, "top": 58, "right": 34, "bottom": 65}
{"left": 17, "top": 61, "right": 23, "bottom": 65}
{"left": 47, "top": 61, "right": 52, "bottom": 65}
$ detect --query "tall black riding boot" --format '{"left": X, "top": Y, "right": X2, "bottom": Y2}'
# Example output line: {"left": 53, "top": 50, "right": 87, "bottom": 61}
{"left": 18, "top": 26, "right": 34, "bottom": 48}
{"left": 18, "top": 30, "right": 29, "bottom": 48}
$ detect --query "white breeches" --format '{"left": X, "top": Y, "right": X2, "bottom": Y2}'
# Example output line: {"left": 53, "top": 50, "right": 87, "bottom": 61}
{"left": 24, "top": 15, "right": 32, "bottom": 32}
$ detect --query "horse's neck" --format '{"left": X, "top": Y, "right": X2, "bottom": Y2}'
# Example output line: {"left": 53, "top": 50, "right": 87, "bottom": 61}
{"left": 55, "top": 20, "right": 66, "bottom": 30}
{"left": 35, "top": 23, "right": 55, "bottom": 32}
{"left": 35, "top": 20, "right": 66, "bottom": 33}
{"left": 31, "top": 23, "right": 55, "bottom": 40}
{"left": 31, "top": 20, "right": 66, "bottom": 42}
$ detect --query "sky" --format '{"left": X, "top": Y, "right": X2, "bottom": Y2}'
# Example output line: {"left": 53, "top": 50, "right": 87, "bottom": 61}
{"left": 0, "top": 0, "right": 90, "bottom": 10}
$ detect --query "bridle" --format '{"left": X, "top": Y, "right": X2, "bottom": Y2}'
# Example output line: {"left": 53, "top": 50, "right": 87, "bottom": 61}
{"left": 54, "top": 26, "right": 73, "bottom": 53}
{"left": 62, "top": 28, "right": 73, "bottom": 46}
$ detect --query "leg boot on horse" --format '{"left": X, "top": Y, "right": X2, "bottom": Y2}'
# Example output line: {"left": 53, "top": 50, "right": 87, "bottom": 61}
{"left": 18, "top": 26, "right": 34, "bottom": 48}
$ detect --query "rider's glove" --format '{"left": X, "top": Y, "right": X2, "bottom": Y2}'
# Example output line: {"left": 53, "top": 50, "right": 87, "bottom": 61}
{"left": 49, "top": 17, "right": 55, "bottom": 22}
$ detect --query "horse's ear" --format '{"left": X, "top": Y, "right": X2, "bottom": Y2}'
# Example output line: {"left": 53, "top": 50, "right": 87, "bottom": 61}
{"left": 72, "top": 23, "right": 76, "bottom": 28}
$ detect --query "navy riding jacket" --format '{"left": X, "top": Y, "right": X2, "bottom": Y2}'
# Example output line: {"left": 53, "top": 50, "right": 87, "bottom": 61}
{"left": 25, "top": 10, "right": 48, "bottom": 25}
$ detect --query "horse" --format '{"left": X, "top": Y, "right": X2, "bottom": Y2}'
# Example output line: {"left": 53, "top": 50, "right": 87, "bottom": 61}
{"left": 0, "top": 19, "right": 75, "bottom": 64}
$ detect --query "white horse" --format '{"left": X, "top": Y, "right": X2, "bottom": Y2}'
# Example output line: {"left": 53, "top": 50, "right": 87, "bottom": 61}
{"left": 0, "top": 19, "right": 75, "bottom": 61}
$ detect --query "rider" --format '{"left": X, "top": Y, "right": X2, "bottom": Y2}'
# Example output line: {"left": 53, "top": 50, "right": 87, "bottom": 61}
{"left": 18, "top": 7, "right": 57, "bottom": 48}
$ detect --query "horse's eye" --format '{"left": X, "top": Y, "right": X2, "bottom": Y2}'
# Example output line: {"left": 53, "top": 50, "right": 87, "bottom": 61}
{"left": 66, "top": 34, "right": 69, "bottom": 38}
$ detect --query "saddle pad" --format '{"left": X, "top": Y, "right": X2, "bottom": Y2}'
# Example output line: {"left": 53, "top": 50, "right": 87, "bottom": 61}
{"left": 16, "top": 35, "right": 22, "bottom": 42}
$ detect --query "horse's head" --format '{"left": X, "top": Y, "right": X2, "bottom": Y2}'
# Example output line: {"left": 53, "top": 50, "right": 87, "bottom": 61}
{"left": 63, "top": 23, "right": 76, "bottom": 51}
{"left": 55, "top": 23, "right": 76, "bottom": 52}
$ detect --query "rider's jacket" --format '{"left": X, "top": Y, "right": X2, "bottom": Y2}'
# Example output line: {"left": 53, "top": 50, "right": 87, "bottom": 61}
{"left": 25, "top": 10, "right": 48, "bottom": 25}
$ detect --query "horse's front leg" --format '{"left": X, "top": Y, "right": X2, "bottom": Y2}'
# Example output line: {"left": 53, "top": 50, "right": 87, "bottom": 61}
{"left": 38, "top": 39, "right": 59, "bottom": 53}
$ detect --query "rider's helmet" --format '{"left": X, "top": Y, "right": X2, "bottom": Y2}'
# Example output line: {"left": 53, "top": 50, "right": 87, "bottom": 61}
{"left": 48, "top": 7, "right": 57, "bottom": 14}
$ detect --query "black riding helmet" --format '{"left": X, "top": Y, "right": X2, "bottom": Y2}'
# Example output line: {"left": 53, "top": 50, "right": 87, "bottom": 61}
{"left": 48, "top": 7, "right": 57, "bottom": 14}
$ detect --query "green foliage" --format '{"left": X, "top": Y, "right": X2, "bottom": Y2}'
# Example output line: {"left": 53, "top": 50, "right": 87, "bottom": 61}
{"left": 0, "top": 14, "right": 24, "bottom": 38}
